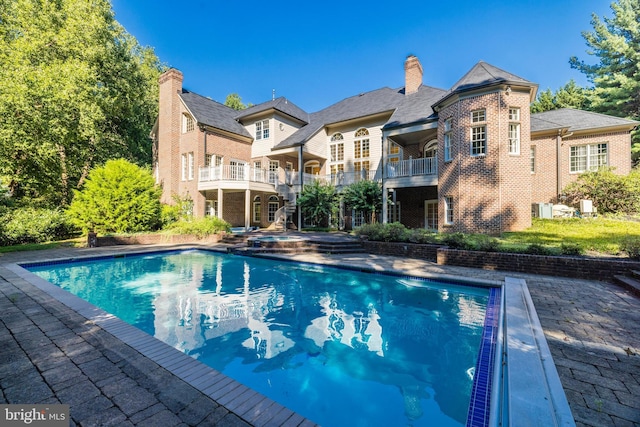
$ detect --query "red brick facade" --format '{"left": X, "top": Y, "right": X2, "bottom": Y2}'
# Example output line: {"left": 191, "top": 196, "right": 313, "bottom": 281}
{"left": 437, "top": 89, "right": 533, "bottom": 233}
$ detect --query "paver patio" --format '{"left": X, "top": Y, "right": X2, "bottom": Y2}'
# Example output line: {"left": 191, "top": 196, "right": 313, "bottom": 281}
{"left": 0, "top": 241, "right": 638, "bottom": 426}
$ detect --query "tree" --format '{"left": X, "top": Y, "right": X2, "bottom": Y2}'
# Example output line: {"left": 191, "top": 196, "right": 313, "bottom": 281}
{"left": 66, "top": 159, "right": 162, "bottom": 233}
{"left": 0, "top": 0, "right": 164, "bottom": 205}
{"left": 297, "top": 179, "right": 337, "bottom": 227}
{"left": 341, "top": 180, "right": 383, "bottom": 224}
{"left": 569, "top": 0, "right": 640, "bottom": 161}
{"left": 224, "top": 93, "right": 248, "bottom": 110}
{"left": 562, "top": 167, "right": 640, "bottom": 214}
{"left": 530, "top": 80, "right": 589, "bottom": 113}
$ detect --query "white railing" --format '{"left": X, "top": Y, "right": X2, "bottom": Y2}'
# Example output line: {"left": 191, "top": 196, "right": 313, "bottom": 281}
{"left": 199, "top": 165, "right": 278, "bottom": 185}
{"left": 386, "top": 157, "right": 437, "bottom": 178}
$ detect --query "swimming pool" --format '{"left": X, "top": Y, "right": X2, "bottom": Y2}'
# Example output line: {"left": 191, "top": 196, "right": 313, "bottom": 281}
{"left": 26, "top": 250, "right": 495, "bottom": 426}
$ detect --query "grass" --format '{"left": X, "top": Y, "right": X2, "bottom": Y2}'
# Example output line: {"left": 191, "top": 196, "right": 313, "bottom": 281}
{"left": 0, "top": 238, "right": 84, "bottom": 254}
{"left": 500, "top": 217, "right": 640, "bottom": 255}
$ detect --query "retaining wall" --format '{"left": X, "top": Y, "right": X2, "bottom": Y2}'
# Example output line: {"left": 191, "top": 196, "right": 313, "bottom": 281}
{"left": 363, "top": 241, "right": 640, "bottom": 281}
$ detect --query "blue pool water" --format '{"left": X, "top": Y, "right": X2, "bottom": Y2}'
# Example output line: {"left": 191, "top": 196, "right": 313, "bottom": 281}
{"left": 27, "top": 250, "right": 493, "bottom": 426}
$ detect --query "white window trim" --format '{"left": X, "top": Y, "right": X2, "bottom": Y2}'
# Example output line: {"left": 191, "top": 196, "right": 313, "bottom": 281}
{"left": 444, "top": 196, "right": 454, "bottom": 225}
{"left": 570, "top": 143, "right": 608, "bottom": 173}
{"left": 470, "top": 125, "right": 487, "bottom": 157}
{"left": 187, "top": 152, "right": 194, "bottom": 180}
{"left": 181, "top": 153, "right": 187, "bottom": 181}
{"left": 255, "top": 119, "right": 270, "bottom": 140}
{"left": 508, "top": 123, "right": 520, "bottom": 155}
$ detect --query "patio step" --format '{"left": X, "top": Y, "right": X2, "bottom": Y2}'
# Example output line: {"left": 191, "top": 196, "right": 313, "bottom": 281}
{"left": 613, "top": 274, "right": 640, "bottom": 297}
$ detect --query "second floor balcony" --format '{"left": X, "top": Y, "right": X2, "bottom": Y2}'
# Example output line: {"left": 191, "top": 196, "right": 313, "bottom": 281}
{"left": 198, "top": 165, "right": 279, "bottom": 191}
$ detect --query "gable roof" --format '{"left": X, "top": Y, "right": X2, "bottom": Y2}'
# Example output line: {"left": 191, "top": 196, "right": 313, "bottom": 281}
{"left": 179, "top": 90, "right": 251, "bottom": 138}
{"left": 434, "top": 61, "right": 537, "bottom": 109}
{"left": 235, "top": 97, "right": 309, "bottom": 124}
{"left": 531, "top": 108, "right": 639, "bottom": 133}
{"left": 384, "top": 85, "right": 447, "bottom": 130}
{"left": 274, "top": 87, "right": 406, "bottom": 149}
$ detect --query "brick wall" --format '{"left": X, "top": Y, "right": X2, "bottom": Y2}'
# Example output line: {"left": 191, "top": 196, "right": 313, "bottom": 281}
{"left": 96, "top": 233, "right": 223, "bottom": 246}
{"left": 531, "top": 131, "right": 633, "bottom": 204}
{"left": 363, "top": 241, "right": 640, "bottom": 281}
{"left": 437, "top": 89, "right": 532, "bottom": 234}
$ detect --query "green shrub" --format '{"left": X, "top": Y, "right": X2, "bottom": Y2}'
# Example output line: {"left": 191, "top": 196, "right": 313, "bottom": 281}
{"left": 67, "top": 159, "right": 162, "bottom": 234}
{"left": 524, "top": 243, "right": 554, "bottom": 255}
{"left": 407, "top": 228, "right": 438, "bottom": 244}
{"left": 560, "top": 242, "right": 585, "bottom": 256}
{"left": 0, "top": 207, "right": 75, "bottom": 246}
{"left": 354, "top": 223, "right": 386, "bottom": 241}
{"left": 441, "top": 232, "right": 473, "bottom": 250}
{"left": 165, "top": 217, "right": 231, "bottom": 237}
{"left": 620, "top": 236, "right": 640, "bottom": 260}
{"left": 475, "top": 235, "right": 500, "bottom": 252}
{"left": 563, "top": 167, "right": 640, "bottom": 215}
{"left": 382, "top": 222, "right": 408, "bottom": 242}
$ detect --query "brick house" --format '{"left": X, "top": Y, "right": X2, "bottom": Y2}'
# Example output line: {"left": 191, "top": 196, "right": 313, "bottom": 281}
{"left": 152, "top": 57, "right": 638, "bottom": 233}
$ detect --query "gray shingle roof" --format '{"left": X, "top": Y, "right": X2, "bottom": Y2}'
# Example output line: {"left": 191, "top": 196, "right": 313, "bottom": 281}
{"left": 384, "top": 85, "right": 447, "bottom": 130}
{"left": 274, "top": 87, "right": 406, "bottom": 149}
{"left": 531, "top": 108, "right": 639, "bottom": 133}
{"left": 179, "top": 90, "right": 252, "bottom": 138}
{"left": 234, "top": 97, "right": 309, "bottom": 124}
{"left": 434, "top": 61, "right": 536, "bottom": 109}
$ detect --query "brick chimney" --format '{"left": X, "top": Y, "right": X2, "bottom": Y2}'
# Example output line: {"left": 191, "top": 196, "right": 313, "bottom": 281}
{"left": 157, "top": 68, "right": 184, "bottom": 203}
{"left": 404, "top": 55, "right": 423, "bottom": 95}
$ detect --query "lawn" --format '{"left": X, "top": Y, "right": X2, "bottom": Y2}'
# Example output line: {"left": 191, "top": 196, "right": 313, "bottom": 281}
{"left": 499, "top": 217, "right": 640, "bottom": 255}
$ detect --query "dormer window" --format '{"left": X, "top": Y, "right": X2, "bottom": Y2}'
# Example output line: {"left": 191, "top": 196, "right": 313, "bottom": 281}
{"left": 182, "top": 113, "right": 194, "bottom": 133}
{"left": 255, "top": 120, "right": 270, "bottom": 140}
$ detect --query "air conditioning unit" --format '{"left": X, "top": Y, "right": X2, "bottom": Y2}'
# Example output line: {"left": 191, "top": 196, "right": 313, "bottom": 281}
{"left": 532, "top": 203, "right": 553, "bottom": 219}
{"left": 580, "top": 200, "right": 593, "bottom": 215}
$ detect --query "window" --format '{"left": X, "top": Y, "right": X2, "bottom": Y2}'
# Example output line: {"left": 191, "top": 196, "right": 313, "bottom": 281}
{"left": 205, "top": 200, "right": 218, "bottom": 217}
{"left": 187, "top": 152, "right": 194, "bottom": 180}
{"left": 530, "top": 146, "right": 536, "bottom": 173}
{"left": 181, "top": 154, "right": 187, "bottom": 181}
{"left": 253, "top": 196, "right": 261, "bottom": 222}
{"left": 425, "top": 200, "right": 438, "bottom": 230}
{"left": 268, "top": 195, "right": 279, "bottom": 222}
{"left": 471, "top": 109, "right": 485, "bottom": 123}
{"left": 570, "top": 143, "right": 608, "bottom": 173}
{"left": 354, "top": 128, "right": 370, "bottom": 178}
{"left": 470, "top": 110, "right": 486, "bottom": 156}
{"left": 444, "top": 196, "right": 454, "bottom": 225}
{"left": 471, "top": 126, "right": 486, "bottom": 156}
{"left": 269, "top": 160, "right": 279, "bottom": 184}
{"left": 444, "top": 118, "right": 452, "bottom": 161}
{"left": 255, "top": 120, "right": 269, "bottom": 140}
{"left": 182, "top": 114, "right": 194, "bottom": 133}
{"left": 508, "top": 108, "right": 520, "bottom": 155}
{"left": 206, "top": 154, "right": 223, "bottom": 167}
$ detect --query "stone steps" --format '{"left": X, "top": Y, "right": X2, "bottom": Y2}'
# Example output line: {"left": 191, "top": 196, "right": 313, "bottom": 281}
{"left": 613, "top": 269, "right": 640, "bottom": 297}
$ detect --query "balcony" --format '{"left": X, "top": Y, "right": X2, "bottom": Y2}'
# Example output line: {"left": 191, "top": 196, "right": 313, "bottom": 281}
{"left": 385, "top": 157, "right": 438, "bottom": 187}
{"left": 198, "top": 165, "right": 279, "bottom": 191}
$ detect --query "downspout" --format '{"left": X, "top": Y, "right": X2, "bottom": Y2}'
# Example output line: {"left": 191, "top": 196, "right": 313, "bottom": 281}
{"left": 556, "top": 130, "right": 562, "bottom": 200}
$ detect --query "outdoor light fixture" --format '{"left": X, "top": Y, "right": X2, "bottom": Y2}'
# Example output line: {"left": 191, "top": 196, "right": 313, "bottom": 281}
{"left": 505, "top": 86, "right": 512, "bottom": 95}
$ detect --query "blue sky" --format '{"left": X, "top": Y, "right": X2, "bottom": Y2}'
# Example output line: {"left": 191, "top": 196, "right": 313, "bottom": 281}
{"left": 111, "top": 0, "right": 612, "bottom": 112}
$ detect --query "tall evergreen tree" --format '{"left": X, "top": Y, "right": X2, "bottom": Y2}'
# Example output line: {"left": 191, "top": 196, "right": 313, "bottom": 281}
{"left": 531, "top": 80, "right": 588, "bottom": 113}
{"left": 569, "top": 0, "right": 640, "bottom": 160}
{"left": 0, "top": 0, "right": 164, "bottom": 205}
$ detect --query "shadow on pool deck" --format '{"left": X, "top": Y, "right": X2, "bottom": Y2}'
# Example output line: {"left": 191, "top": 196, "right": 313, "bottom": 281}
{"left": 1, "top": 242, "right": 639, "bottom": 427}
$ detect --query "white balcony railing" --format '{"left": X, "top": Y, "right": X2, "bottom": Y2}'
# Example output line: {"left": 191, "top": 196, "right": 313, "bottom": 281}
{"left": 199, "top": 165, "right": 278, "bottom": 185}
{"left": 386, "top": 157, "right": 437, "bottom": 178}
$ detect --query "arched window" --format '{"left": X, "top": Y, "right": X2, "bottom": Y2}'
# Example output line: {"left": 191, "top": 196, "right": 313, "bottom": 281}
{"left": 354, "top": 128, "right": 370, "bottom": 180}
{"left": 423, "top": 139, "right": 438, "bottom": 158}
{"left": 304, "top": 160, "right": 320, "bottom": 175}
{"left": 330, "top": 133, "right": 344, "bottom": 179}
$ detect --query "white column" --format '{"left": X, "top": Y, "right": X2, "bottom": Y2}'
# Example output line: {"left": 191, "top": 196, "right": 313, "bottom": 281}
{"left": 217, "top": 188, "right": 223, "bottom": 220}
{"left": 245, "top": 189, "right": 251, "bottom": 230}
{"left": 382, "top": 134, "right": 388, "bottom": 224}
